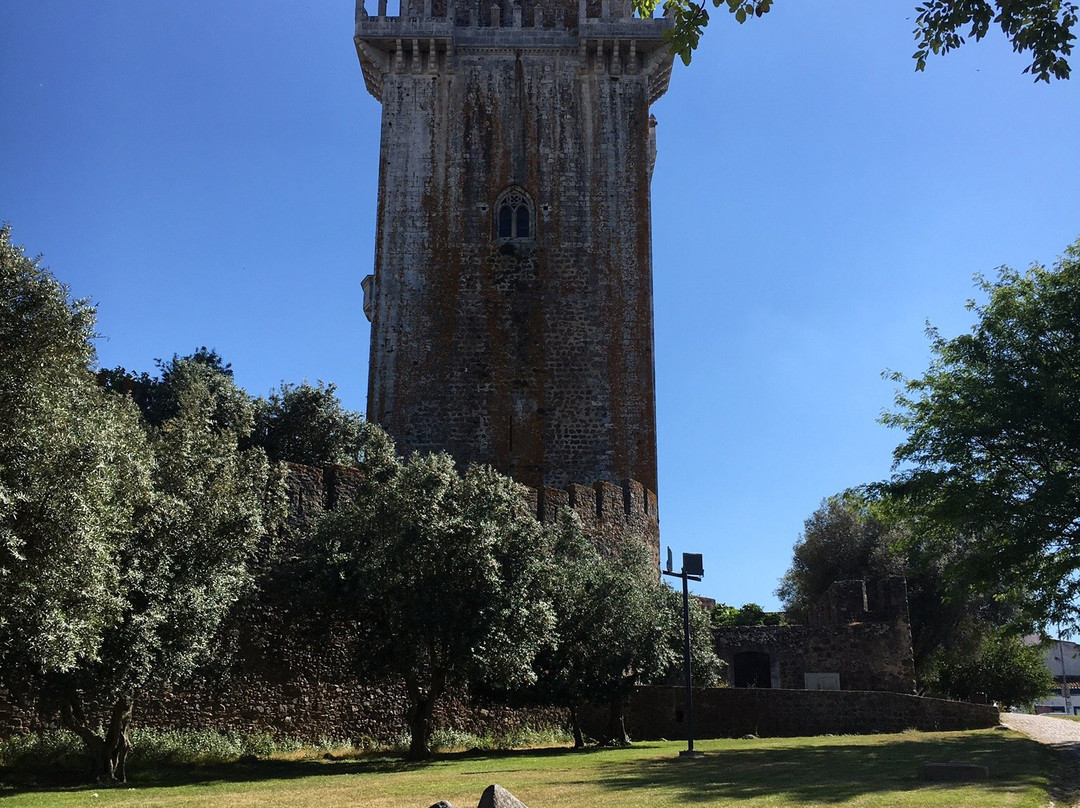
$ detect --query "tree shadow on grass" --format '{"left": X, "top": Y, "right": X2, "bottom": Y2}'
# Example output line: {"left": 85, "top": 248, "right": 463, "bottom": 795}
{"left": 0, "top": 744, "right": 599, "bottom": 797}
{"left": 0, "top": 753, "right": 419, "bottom": 796}
{"left": 596, "top": 733, "right": 1054, "bottom": 805}
{"left": 3, "top": 733, "right": 1054, "bottom": 804}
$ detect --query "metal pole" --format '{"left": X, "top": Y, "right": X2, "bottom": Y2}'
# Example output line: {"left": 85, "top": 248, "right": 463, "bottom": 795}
{"left": 682, "top": 570, "right": 695, "bottom": 754}
{"left": 663, "top": 548, "right": 702, "bottom": 759}
{"left": 1059, "top": 635, "right": 1071, "bottom": 715}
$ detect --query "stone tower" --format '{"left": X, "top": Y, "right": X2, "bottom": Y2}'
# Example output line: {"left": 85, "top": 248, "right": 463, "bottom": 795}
{"left": 355, "top": 0, "right": 672, "bottom": 500}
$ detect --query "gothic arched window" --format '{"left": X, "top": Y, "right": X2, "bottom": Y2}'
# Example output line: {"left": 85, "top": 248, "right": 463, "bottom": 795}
{"left": 495, "top": 186, "right": 534, "bottom": 240}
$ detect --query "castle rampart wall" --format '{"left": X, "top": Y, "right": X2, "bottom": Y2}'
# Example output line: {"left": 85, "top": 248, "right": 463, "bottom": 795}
{"left": 713, "top": 578, "right": 918, "bottom": 695}
{"left": 0, "top": 461, "right": 657, "bottom": 740}
{"left": 583, "top": 685, "right": 999, "bottom": 741}
{"left": 285, "top": 462, "right": 660, "bottom": 567}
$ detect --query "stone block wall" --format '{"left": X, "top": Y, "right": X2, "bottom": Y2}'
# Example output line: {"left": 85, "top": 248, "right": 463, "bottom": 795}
{"left": 805, "top": 578, "right": 910, "bottom": 627}
{"left": 600, "top": 686, "right": 1000, "bottom": 740}
{"left": 714, "top": 578, "right": 918, "bottom": 695}
{"left": 0, "top": 562, "right": 565, "bottom": 743}
{"left": 0, "top": 461, "right": 656, "bottom": 740}
{"left": 536, "top": 477, "right": 659, "bottom": 566}
{"left": 0, "top": 652, "right": 564, "bottom": 745}
{"left": 714, "top": 623, "right": 917, "bottom": 694}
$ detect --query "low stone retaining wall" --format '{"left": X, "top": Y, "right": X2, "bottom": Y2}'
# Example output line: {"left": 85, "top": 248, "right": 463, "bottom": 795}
{"left": 590, "top": 686, "right": 999, "bottom": 740}
{"left": 0, "top": 676, "right": 565, "bottom": 745}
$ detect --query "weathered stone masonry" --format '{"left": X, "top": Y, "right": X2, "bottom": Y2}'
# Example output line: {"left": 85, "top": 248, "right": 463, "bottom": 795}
{"left": 0, "top": 462, "right": 656, "bottom": 740}
{"left": 714, "top": 579, "right": 918, "bottom": 695}
{"left": 357, "top": 0, "right": 672, "bottom": 509}
{"left": 595, "top": 685, "right": 999, "bottom": 741}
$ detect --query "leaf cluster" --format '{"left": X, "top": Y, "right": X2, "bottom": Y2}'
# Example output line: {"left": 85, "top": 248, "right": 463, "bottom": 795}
{"left": 776, "top": 489, "right": 1033, "bottom": 692}
{"left": 932, "top": 631, "right": 1054, "bottom": 707}
{"left": 633, "top": 0, "right": 771, "bottom": 66}
{"left": 0, "top": 225, "right": 148, "bottom": 677}
{"left": 632, "top": 0, "right": 1074, "bottom": 80}
{"left": 254, "top": 381, "right": 367, "bottom": 467}
{"left": 87, "top": 359, "right": 275, "bottom": 698}
{"left": 311, "top": 445, "right": 718, "bottom": 734}
{"left": 0, "top": 226, "right": 280, "bottom": 710}
{"left": 776, "top": 491, "right": 906, "bottom": 623}
{"left": 313, "top": 452, "right": 556, "bottom": 697}
{"left": 884, "top": 239, "right": 1080, "bottom": 627}
{"left": 913, "top": 0, "right": 1076, "bottom": 81}
{"left": 711, "top": 601, "right": 784, "bottom": 627}
{"left": 535, "top": 525, "right": 718, "bottom": 710}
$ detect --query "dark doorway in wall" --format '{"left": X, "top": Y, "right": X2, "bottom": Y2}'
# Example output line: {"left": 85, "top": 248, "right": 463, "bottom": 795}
{"left": 733, "top": 651, "right": 772, "bottom": 688}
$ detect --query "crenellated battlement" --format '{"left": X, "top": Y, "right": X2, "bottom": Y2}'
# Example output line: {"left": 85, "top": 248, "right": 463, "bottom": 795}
{"left": 356, "top": 0, "right": 671, "bottom": 34}
{"left": 354, "top": 0, "right": 672, "bottom": 102}
{"left": 284, "top": 463, "right": 660, "bottom": 569}
{"left": 531, "top": 478, "right": 660, "bottom": 567}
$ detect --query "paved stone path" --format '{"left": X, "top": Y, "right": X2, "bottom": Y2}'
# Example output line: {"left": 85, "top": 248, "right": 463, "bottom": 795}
{"left": 1001, "top": 713, "right": 1080, "bottom": 748}
{"left": 1000, "top": 713, "right": 1080, "bottom": 807}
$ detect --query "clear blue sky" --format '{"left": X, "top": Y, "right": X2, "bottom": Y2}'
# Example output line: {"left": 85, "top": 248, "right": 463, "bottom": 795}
{"left": 2, "top": 1, "right": 1078, "bottom": 609}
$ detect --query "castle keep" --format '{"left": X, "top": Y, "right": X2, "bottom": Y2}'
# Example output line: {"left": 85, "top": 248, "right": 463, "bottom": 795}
{"left": 355, "top": 0, "right": 673, "bottom": 508}
{"left": 0, "top": 12, "right": 994, "bottom": 745}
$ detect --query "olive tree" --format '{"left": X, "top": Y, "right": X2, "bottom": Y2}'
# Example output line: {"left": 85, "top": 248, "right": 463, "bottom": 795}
{"left": 253, "top": 380, "right": 367, "bottom": 466}
{"left": 52, "top": 356, "right": 279, "bottom": 781}
{"left": 0, "top": 230, "right": 280, "bottom": 782}
{"left": 523, "top": 516, "right": 719, "bottom": 746}
{"left": 313, "top": 446, "right": 556, "bottom": 760}
{"left": 0, "top": 225, "right": 149, "bottom": 687}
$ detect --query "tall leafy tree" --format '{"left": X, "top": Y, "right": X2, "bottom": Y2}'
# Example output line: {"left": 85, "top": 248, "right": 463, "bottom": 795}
{"left": 1, "top": 236, "right": 280, "bottom": 783}
{"left": 0, "top": 225, "right": 149, "bottom": 685}
{"left": 779, "top": 491, "right": 1049, "bottom": 701}
{"left": 884, "top": 239, "right": 1080, "bottom": 628}
{"left": 254, "top": 380, "right": 367, "bottom": 466}
{"left": 528, "top": 518, "right": 719, "bottom": 745}
{"left": 640, "top": 0, "right": 1075, "bottom": 81}
{"left": 476, "top": 510, "right": 719, "bottom": 747}
{"left": 313, "top": 446, "right": 556, "bottom": 760}
{"left": 936, "top": 631, "right": 1054, "bottom": 708}
{"left": 777, "top": 493, "right": 953, "bottom": 684}
{"left": 54, "top": 355, "right": 280, "bottom": 781}
{"left": 777, "top": 493, "right": 907, "bottom": 624}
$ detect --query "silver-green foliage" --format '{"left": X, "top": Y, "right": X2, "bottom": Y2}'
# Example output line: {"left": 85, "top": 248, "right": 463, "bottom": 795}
{"left": 314, "top": 446, "right": 556, "bottom": 759}
{"left": 254, "top": 380, "right": 367, "bottom": 466}
{"left": 0, "top": 227, "right": 281, "bottom": 778}
{"left": 532, "top": 511, "right": 720, "bottom": 744}
{"left": 0, "top": 225, "right": 150, "bottom": 677}
{"left": 89, "top": 357, "right": 278, "bottom": 696}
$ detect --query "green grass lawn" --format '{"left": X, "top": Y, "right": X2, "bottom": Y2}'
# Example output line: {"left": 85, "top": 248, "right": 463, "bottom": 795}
{"left": 0, "top": 730, "right": 1056, "bottom": 808}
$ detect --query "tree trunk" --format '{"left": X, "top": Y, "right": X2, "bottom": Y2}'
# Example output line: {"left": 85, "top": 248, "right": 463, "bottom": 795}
{"left": 406, "top": 694, "right": 436, "bottom": 760}
{"left": 569, "top": 705, "right": 585, "bottom": 749}
{"left": 605, "top": 698, "right": 630, "bottom": 746}
{"left": 403, "top": 669, "right": 445, "bottom": 761}
{"left": 104, "top": 694, "right": 134, "bottom": 782}
{"left": 60, "top": 691, "right": 135, "bottom": 782}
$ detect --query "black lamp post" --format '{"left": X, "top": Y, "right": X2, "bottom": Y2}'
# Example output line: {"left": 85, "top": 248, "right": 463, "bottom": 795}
{"left": 662, "top": 548, "right": 704, "bottom": 758}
